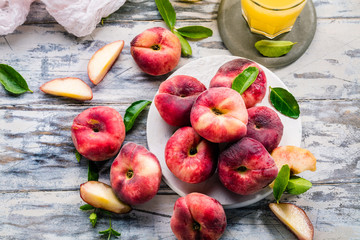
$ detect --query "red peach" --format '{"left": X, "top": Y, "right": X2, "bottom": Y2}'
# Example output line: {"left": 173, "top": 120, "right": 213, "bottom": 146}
{"left": 190, "top": 87, "right": 248, "bottom": 143}
{"left": 110, "top": 142, "right": 162, "bottom": 205}
{"left": 131, "top": 27, "right": 181, "bottom": 76}
{"left": 218, "top": 137, "right": 278, "bottom": 195}
{"left": 246, "top": 106, "right": 284, "bottom": 152}
{"left": 209, "top": 58, "right": 267, "bottom": 108}
{"left": 155, "top": 75, "right": 206, "bottom": 126}
{"left": 71, "top": 106, "right": 125, "bottom": 161}
{"left": 171, "top": 193, "right": 227, "bottom": 240}
{"left": 165, "top": 126, "right": 218, "bottom": 184}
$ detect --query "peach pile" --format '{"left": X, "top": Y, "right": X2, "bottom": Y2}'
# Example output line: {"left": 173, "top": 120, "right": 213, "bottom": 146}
{"left": 155, "top": 58, "right": 283, "bottom": 194}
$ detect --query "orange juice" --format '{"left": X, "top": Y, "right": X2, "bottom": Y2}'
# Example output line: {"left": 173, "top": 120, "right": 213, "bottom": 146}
{"left": 241, "top": 0, "right": 307, "bottom": 38}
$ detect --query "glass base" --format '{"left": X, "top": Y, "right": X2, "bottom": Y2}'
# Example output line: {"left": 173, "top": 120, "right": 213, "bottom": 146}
{"left": 241, "top": 10, "right": 293, "bottom": 39}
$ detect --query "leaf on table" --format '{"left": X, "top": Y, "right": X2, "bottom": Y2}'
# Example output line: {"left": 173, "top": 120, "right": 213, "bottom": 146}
{"left": 286, "top": 176, "right": 312, "bottom": 195}
{"left": 80, "top": 204, "right": 96, "bottom": 211}
{"left": 173, "top": 31, "right": 192, "bottom": 57}
{"left": 88, "top": 161, "right": 99, "bottom": 181}
{"left": 89, "top": 212, "right": 97, "bottom": 228}
{"left": 176, "top": 26, "right": 213, "bottom": 39}
{"left": 231, "top": 66, "right": 259, "bottom": 94}
{"left": 0, "top": 64, "right": 32, "bottom": 94}
{"left": 270, "top": 87, "right": 300, "bottom": 119}
{"left": 273, "top": 164, "right": 290, "bottom": 203}
{"left": 124, "top": 100, "right": 151, "bottom": 132}
{"left": 155, "top": 0, "right": 176, "bottom": 30}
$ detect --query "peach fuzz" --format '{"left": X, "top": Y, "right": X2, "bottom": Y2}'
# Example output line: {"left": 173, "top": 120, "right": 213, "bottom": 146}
{"left": 171, "top": 193, "right": 227, "bottom": 240}
{"left": 110, "top": 142, "right": 162, "bottom": 205}
{"left": 131, "top": 27, "right": 181, "bottom": 76}
{"left": 210, "top": 58, "right": 267, "bottom": 108}
{"left": 165, "top": 126, "right": 218, "bottom": 184}
{"left": 190, "top": 87, "right": 248, "bottom": 143}
{"left": 246, "top": 106, "right": 284, "bottom": 152}
{"left": 218, "top": 137, "right": 278, "bottom": 195}
{"left": 71, "top": 106, "right": 125, "bottom": 161}
{"left": 155, "top": 75, "right": 206, "bottom": 126}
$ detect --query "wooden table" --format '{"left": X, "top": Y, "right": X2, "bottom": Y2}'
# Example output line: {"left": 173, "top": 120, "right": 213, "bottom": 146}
{"left": 1, "top": 0, "right": 359, "bottom": 239}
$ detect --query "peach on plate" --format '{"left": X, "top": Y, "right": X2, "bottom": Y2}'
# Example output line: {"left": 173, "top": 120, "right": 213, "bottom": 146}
{"left": 190, "top": 87, "right": 248, "bottom": 143}
{"left": 209, "top": 58, "right": 267, "bottom": 108}
{"left": 154, "top": 75, "right": 206, "bottom": 126}
{"left": 110, "top": 142, "right": 162, "bottom": 205}
{"left": 71, "top": 106, "right": 125, "bottom": 161}
{"left": 165, "top": 126, "right": 218, "bottom": 184}
{"left": 131, "top": 27, "right": 181, "bottom": 76}
{"left": 171, "top": 192, "right": 227, "bottom": 240}
{"left": 246, "top": 106, "right": 284, "bottom": 152}
{"left": 218, "top": 137, "right": 278, "bottom": 195}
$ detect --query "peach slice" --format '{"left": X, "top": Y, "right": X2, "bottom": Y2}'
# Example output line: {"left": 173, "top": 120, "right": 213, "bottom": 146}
{"left": 80, "top": 181, "right": 131, "bottom": 214}
{"left": 40, "top": 77, "right": 93, "bottom": 101}
{"left": 271, "top": 146, "right": 316, "bottom": 175}
{"left": 88, "top": 40, "right": 124, "bottom": 85}
{"left": 269, "top": 203, "right": 314, "bottom": 240}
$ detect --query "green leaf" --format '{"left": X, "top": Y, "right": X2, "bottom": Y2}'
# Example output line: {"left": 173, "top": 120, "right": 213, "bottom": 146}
{"left": 286, "top": 176, "right": 312, "bottom": 195}
{"left": 273, "top": 164, "right": 290, "bottom": 203}
{"left": 231, "top": 66, "right": 259, "bottom": 94}
{"left": 155, "top": 0, "right": 176, "bottom": 30}
{"left": 255, "top": 40, "right": 296, "bottom": 58}
{"left": 89, "top": 212, "right": 97, "bottom": 228}
{"left": 176, "top": 26, "right": 213, "bottom": 39}
{"left": 124, "top": 100, "right": 151, "bottom": 132}
{"left": 88, "top": 161, "right": 99, "bottom": 181}
{"left": 173, "top": 31, "right": 192, "bottom": 57}
{"left": 270, "top": 87, "right": 300, "bottom": 119}
{"left": 79, "top": 204, "right": 95, "bottom": 211}
{"left": 0, "top": 64, "right": 33, "bottom": 94}
{"left": 99, "top": 219, "right": 121, "bottom": 239}
{"left": 75, "top": 150, "right": 81, "bottom": 163}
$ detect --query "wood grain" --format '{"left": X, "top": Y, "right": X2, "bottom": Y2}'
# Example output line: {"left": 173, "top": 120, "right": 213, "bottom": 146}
{"left": 1, "top": 0, "right": 359, "bottom": 239}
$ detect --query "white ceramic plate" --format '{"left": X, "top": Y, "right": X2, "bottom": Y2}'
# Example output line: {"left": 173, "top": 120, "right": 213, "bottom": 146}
{"left": 146, "top": 55, "right": 302, "bottom": 209}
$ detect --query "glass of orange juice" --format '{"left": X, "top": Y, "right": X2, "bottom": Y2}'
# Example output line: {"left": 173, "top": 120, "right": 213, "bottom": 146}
{"left": 241, "top": 0, "right": 307, "bottom": 39}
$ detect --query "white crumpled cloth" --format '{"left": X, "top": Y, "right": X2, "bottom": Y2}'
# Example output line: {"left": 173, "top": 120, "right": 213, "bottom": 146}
{"left": 0, "top": 0, "right": 126, "bottom": 37}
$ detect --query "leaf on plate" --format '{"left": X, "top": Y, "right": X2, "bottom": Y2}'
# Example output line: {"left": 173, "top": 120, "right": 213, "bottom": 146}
{"left": 0, "top": 64, "right": 33, "bottom": 94}
{"left": 75, "top": 150, "right": 81, "bottom": 163}
{"left": 231, "top": 66, "right": 259, "bottom": 94}
{"left": 155, "top": 0, "right": 176, "bottom": 30}
{"left": 176, "top": 26, "right": 213, "bottom": 39}
{"left": 286, "top": 176, "right": 312, "bottom": 195}
{"left": 273, "top": 164, "right": 290, "bottom": 203}
{"left": 255, "top": 40, "right": 296, "bottom": 58}
{"left": 124, "top": 100, "right": 152, "bottom": 132}
{"left": 270, "top": 87, "right": 300, "bottom": 119}
{"left": 89, "top": 212, "right": 97, "bottom": 228}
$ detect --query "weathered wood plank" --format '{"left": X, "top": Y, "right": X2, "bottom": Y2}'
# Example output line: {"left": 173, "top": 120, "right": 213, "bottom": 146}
{"left": 24, "top": 0, "right": 360, "bottom": 25}
{"left": 0, "top": 100, "right": 358, "bottom": 191}
{"left": 1, "top": 19, "right": 359, "bottom": 108}
{"left": 1, "top": 183, "right": 359, "bottom": 239}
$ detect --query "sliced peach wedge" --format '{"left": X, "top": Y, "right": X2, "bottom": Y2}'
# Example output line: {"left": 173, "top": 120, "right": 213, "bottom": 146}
{"left": 88, "top": 40, "right": 124, "bottom": 85}
{"left": 40, "top": 77, "right": 93, "bottom": 101}
{"left": 80, "top": 181, "right": 131, "bottom": 214}
{"left": 271, "top": 146, "right": 317, "bottom": 175}
{"left": 269, "top": 203, "right": 314, "bottom": 240}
